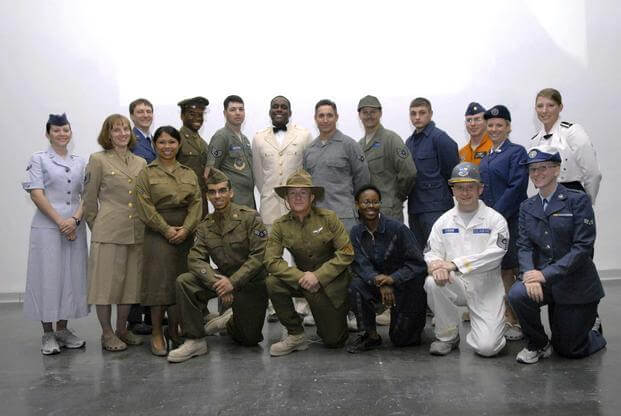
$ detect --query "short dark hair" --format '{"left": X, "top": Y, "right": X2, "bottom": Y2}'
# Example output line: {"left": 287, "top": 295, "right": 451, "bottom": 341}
{"left": 129, "top": 98, "right": 153, "bottom": 115}
{"left": 271, "top": 95, "right": 291, "bottom": 110}
{"left": 536, "top": 88, "right": 563, "bottom": 106}
{"left": 314, "top": 99, "right": 337, "bottom": 113}
{"left": 355, "top": 184, "right": 382, "bottom": 201}
{"left": 153, "top": 125, "right": 182, "bottom": 143}
{"left": 224, "top": 95, "right": 244, "bottom": 110}
{"left": 46, "top": 122, "right": 71, "bottom": 134}
{"left": 409, "top": 97, "right": 432, "bottom": 111}
{"left": 97, "top": 114, "right": 136, "bottom": 150}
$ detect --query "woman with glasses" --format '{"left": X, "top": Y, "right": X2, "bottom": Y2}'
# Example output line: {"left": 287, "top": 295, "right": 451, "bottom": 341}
{"left": 346, "top": 185, "right": 427, "bottom": 353}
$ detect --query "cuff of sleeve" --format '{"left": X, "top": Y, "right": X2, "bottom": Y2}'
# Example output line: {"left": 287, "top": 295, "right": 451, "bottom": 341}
{"left": 452, "top": 257, "right": 470, "bottom": 274}
{"left": 158, "top": 222, "right": 170, "bottom": 236}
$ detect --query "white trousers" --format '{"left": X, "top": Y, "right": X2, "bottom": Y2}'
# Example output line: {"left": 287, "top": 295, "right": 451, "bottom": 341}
{"left": 424, "top": 273, "right": 506, "bottom": 357}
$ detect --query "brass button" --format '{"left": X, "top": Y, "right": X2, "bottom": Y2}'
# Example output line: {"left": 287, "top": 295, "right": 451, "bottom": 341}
{"left": 128, "top": 215, "right": 132, "bottom": 219}
{"left": 128, "top": 202, "right": 133, "bottom": 207}
{"left": 128, "top": 179, "right": 132, "bottom": 183}
{"left": 129, "top": 190, "right": 133, "bottom": 195}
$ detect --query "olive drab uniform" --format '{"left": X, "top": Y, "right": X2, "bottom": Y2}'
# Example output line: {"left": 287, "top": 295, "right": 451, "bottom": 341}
{"left": 359, "top": 124, "right": 416, "bottom": 222}
{"left": 206, "top": 126, "right": 256, "bottom": 209}
{"left": 264, "top": 207, "right": 354, "bottom": 347}
{"left": 176, "top": 203, "right": 268, "bottom": 346}
{"left": 177, "top": 125, "right": 209, "bottom": 217}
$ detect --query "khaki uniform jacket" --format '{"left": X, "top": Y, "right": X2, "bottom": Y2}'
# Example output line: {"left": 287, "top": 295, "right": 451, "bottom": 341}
{"left": 134, "top": 160, "right": 202, "bottom": 236}
{"left": 264, "top": 207, "right": 354, "bottom": 309}
{"left": 206, "top": 125, "right": 255, "bottom": 209}
{"left": 187, "top": 203, "right": 268, "bottom": 290}
{"left": 83, "top": 150, "right": 146, "bottom": 244}
{"left": 177, "top": 126, "right": 209, "bottom": 193}
{"left": 359, "top": 125, "right": 416, "bottom": 220}
{"left": 252, "top": 123, "right": 312, "bottom": 225}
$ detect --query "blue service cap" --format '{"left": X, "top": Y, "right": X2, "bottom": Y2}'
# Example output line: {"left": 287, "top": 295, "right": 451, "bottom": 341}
{"left": 47, "top": 113, "right": 69, "bottom": 126}
{"left": 521, "top": 147, "right": 562, "bottom": 165}
{"left": 465, "top": 102, "right": 486, "bottom": 116}
{"left": 484, "top": 105, "right": 511, "bottom": 122}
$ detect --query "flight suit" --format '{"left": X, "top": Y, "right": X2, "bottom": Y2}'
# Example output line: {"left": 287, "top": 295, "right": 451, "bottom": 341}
{"left": 459, "top": 132, "right": 492, "bottom": 165}
{"left": 176, "top": 203, "right": 268, "bottom": 346}
{"left": 206, "top": 126, "right": 256, "bottom": 209}
{"left": 177, "top": 125, "right": 209, "bottom": 217}
{"left": 358, "top": 125, "right": 416, "bottom": 222}
{"left": 264, "top": 207, "right": 354, "bottom": 347}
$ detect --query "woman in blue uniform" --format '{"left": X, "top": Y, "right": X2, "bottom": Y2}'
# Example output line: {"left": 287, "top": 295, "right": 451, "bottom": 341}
{"left": 22, "top": 114, "right": 89, "bottom": 355}
{"left": 508, "top": 147, "right": 606, "bottom": 364}
{"left": 479, "top": 105, "right": 529, "bottom": 341}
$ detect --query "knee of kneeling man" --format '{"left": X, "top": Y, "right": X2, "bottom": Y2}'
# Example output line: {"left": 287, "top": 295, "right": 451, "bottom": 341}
{"left": 265, "top": 275, "right": 280, "bottom": 291}
{"left": 507, "top": 281, "right": 527, "bottom": 303}
{"left": 475, "top": 341, "right": 503, "bottom": 358}
{"left": 176, "top": 272, "right": 195, "bottom": 287}
{"left": 423, "top": 275, "right": 438, "bottom": 293}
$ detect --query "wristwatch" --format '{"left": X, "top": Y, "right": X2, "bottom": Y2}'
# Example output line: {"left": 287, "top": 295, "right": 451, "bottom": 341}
{"left": 72, "top": 216, "right": 81, "bottom": 226}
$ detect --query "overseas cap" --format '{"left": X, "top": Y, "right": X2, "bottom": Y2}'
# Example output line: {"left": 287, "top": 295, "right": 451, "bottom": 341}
{"left": 448, "top": 162, "right": 481, "bottom": 184}
{"left": 465, "top": 102, "right": 486, "bottom": 116}
{"left": 205, "top": 167, "right": 229, "bottom": 185}
{"left": 357, "top": 95, "right": 382, "bottom": 111}
{"left": 47, "top": 113, "right": 70, "bottom": 126}
{"left": 484, "top": 104, "right": 511, "bottom": 122}
{"left": 274, "top": 169, "right": 324, "bottom": 200}
{"left": 521, "top": 146, "right": 562, "bottom": 165}
{"left": 177, "top": 96, "right": 209, "bottom": 109}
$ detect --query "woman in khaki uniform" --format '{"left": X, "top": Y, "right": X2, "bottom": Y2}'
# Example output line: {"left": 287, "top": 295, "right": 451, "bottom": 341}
{"left": 84, "top": 114, "right": 147, "bottom": 351}
{"left": 135, "top": 126, "right": 202, "bottom": 356}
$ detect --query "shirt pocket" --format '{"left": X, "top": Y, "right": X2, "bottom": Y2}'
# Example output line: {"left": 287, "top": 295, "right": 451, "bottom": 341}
{"left": 327, "top": 158, "right": 349, "bottom": 176}
{"left": 415, "top": 151, "right": 438, "bottom": 173}
{"left": 367, "top": 154, "right": 385, "bottom": 174}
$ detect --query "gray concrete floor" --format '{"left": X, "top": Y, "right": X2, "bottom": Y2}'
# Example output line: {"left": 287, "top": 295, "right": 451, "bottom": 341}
{"left": 1, "top": 280, "right": 620, "bottom": 416}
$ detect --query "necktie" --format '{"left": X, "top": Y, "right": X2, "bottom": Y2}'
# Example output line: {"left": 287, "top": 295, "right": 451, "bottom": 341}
{"left": 273, "top": 126, "right": 287, "bottom": 133}
{"left": 542, "top": 198, "right": 548, "bottom": 211}
{"left": 543, "top": 134, "right": 553, "bottom": 140}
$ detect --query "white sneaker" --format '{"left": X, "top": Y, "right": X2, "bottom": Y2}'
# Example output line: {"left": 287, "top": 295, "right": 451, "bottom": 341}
{"left": 167, "top": 338, "right": 209, "bottom": 363}
{"left": 205, "top": 308, "right": 232, "bottom": 336}
{"left": 347, "top": 312, "right": 359, "bottom": 332}
{"left": 505, "top": 323, "right": 524, "bottom": 341}
{"left": 516, "top": 343, "right": 552, "bottom": 364}
{"left": 376, "top": 309, "right": 391, "bottom": 326}
{"left": 41, "top": 332, "right": 61, "bottom": 355}
{"left": 429, "top": 336, "right": 460, "bottom": 356}
{"left": 270, "top": 333, "right": 309, "bottom": 357}
{"left": 54, "top": 328, "right": 86, "bottom": 349}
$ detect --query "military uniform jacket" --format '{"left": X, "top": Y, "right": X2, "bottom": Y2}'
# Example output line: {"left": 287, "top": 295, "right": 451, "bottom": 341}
{"left": 480, "top": 139, "right": 529, "bottom": 220}
{"left": 187, "top": 203, "right": 268, "bottom": 290}
{"left": 135, "top": 159, "right": 202, "bottom": 236}
{"left": 359, "top": 125, "right": 416, "bottom": 219}
{"left": 206, "top": 125, "right": 255, "bottom": 209}
{"left": 303, "top": 129, "right": 370, "bottom": 219}
{"left": 405, "top": 121, "right": 459, "bottom": 214}
{"left": 252, "top": 123, "right": 312, "bottom": 225}
{"left": 459, "top": 132, "right": 492, "bottom": 165}
{"left": 264, "top": 207, "right": 355, "bottom": 309}
{"left": 517, "top": 185, "right": 604, "bottom": 304}
{"left": 83, "top": 150, "right": 146, "bottom": 244}
{"left": 177, "top": 126, "right": 209, "bottom": 192}
{"left": 530, "top": 119, "right": 602, "bottom": 204}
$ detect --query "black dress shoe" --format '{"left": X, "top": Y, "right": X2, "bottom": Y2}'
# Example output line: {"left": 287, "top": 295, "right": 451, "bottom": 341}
{"left": 347, "top": 333, "right": 382, "bottom": 354}
{"left": 132, "top": 322, "right": 152, "bottom": 335}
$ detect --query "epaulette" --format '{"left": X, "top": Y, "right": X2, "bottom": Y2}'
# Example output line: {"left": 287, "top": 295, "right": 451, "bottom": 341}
{"left": 560, "top": 121, "right": 573, "bottom": 128}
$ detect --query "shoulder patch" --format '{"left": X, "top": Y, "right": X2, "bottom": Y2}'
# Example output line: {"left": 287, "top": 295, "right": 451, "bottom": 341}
{"left": 397, "top": 147, "right": 408, "bottom": 159}
{"left": 496, "top": 233, "right": 508, "bottom": 250}
{"left": 560, "top": 121, "right": 573, "bottom": 128}
{"left": 341, "top": 243, "right": 354, "bottom": 256}
{"left": 211, "top": 149, "right": 223, "bottom": 158}
{"left": 584, "top": 218, "right": 594, "bottom": 226}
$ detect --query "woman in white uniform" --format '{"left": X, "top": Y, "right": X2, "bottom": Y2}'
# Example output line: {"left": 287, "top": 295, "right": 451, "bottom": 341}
{"left": 22, "top": 113, "right": 89, "bottom": 355}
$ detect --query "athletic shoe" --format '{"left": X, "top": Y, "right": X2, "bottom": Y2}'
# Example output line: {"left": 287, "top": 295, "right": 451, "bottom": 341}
{"left": 516, "top": 342, "right": 552, "bottom": 364}
{"left": 54, "top": 328, "right": 86, "bottom": 349}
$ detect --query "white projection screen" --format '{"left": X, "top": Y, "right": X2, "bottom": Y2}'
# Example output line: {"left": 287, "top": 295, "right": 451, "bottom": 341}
{"left": 2, "top": 0, "right": 620, "bottom": 296}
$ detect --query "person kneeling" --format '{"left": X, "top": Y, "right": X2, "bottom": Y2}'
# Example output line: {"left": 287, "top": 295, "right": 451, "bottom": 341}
{"left": 168, "top": 169, "right": 269, "bottom": 363}
{"left": 347, "top": 185, "right": 427, "bottom": 353}
{"left": 424, "top": 162, "right": 508, "bottom": 357}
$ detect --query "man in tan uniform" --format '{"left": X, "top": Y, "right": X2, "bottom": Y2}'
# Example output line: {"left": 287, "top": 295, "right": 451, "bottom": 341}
{"left": 265, "top": 170, "right": 354, "bottom": 356}
{"left": 177, "top": 96, "right": 210, "bottom": 217}
{"left": 168, "top": 169, "right": 268, "bottom": 363}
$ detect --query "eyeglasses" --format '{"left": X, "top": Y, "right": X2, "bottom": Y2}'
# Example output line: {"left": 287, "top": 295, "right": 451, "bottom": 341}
{"left": 359, "top": 200, "right": 381, "bottom": 208}
{"left": 287, "top": 190, "right": 311, "bottom": 199}
{"left": 528, "top": 164, "right": 557, "bottom": 174}
{"left": 452, "top": 184, "right": 479, "bottom": 193}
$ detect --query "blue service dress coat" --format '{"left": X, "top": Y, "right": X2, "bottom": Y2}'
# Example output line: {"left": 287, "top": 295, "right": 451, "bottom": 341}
{"left": 22, "top": 147, "right": 90, "bottom": 322}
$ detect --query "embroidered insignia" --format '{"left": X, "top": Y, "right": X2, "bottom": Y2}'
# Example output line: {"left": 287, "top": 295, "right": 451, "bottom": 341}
{"left": 457, "top": 166, "right": 469, "bottom": 176}
{"left": 229, "top": 145, "right": 242, "bottom": 151}
{"left": 341, "top": 243, "right": 354, "bottom": 255}
{"left": 254, "top": 229, "right": 267, "bottom": 238}
{"left": 200, "top": 268, "right": 207, "bottom": 274}
{"left": 312, "top": 226, "right": 324, "bottom": 234}
{"left": 233, "top": 159, "right": 246, "bottom": 171}
{"left": 473, "top": 228, "right": 491, "bottom": 234}
{"left": 372, "top": 142, "right": 381, "bottom": 148}
{"left": 397, "top": 148, "right": 408, "bottom": 159}
{"left": 496, "top": 233, "right": 508, "bottom": 250}
{"left": 474, "top": 151, "right": 487, "bottom": 159}
{"left": 211, "top": 149, "right": 223, "bottom": 158}
{"left": 442, "top": 228, "right": 459, "bottom": 234}
{"left": 528, "top": 150, "right": 537, "bottom": 159}
{"left": 584, "top": 218, "right": 594, "bottom": 225}
{"left": 491, "top": 108, "right": 499, "bottom": 116}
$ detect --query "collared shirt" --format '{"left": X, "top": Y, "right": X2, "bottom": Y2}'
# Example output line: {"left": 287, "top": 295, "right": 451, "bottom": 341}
{"left": 350, "top": 215, "right": 426, "bottom": 286}
{"left": 132, "top": 127, "right": 156, "bottom": 163}
{"left": 303, "top": 129, "right": 370, "bottom": 219}
{"left": 459, "top": 132, "right": 492, "bottom": 165}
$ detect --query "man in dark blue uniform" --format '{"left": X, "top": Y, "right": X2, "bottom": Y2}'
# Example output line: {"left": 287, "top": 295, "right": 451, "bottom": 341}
{"left": 129, "top": 98, "right": 156, "bottom": 163}
{"left": 508, "top": 147, "right": 606, "bottom": 364}
{"left": 405, "top": 97, "right": 459, "bottom": 249}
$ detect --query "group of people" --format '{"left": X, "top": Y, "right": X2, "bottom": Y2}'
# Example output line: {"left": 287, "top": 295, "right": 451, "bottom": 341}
{"left": 22, "top": 88, "right": 606, "bottom": 366}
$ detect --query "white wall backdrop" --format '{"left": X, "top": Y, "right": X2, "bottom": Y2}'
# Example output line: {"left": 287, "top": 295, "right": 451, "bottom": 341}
{"left": 2, "top": 0, "right": 620, "bottom": 294}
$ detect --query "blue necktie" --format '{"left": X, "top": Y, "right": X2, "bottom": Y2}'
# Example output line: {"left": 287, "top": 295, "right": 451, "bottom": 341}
{"left": 542, "top": 198, "right": 548, "bottom": 212}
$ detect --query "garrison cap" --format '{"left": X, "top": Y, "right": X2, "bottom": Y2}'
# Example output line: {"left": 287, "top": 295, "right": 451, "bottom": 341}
{"left": 448, "top": 162, "right": 481, "bottom": 184}
{"left": 484, "top": 105, "right": 511, "bottom": 122}
{"left": 521, "top": 147, "right": 562, "bottom": 165}
{"left": 47, "top": 113, "right": 70, "bottom": 126}
{"left": 465, "top": 102, "right": 486, "bottom": 116}
{"left": 357, "top": 95, "right": 382, "bottom": 111}
{"left": 274, "top": 169, "right": 324, "bottom": 200}
{"left": 205, "top": 167, "right": 229, "bottom": 185}
{"left": 177, "top": 96, "right": 209, "bottom": 109}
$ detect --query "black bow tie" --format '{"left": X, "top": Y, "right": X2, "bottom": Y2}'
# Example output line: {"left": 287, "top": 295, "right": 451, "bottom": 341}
{"left": 273, "top": 126, "right": 287, "bottom": 133}
{"left": 543, "top": 134, "right": 553, "bottom": 139}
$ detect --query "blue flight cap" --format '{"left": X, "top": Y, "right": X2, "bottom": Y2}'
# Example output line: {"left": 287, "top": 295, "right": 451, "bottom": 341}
{"left": 521, "top": 147, "right": 562, "bottom": 165}
{"left": 47, "top": 113, "right": 70, "bottom": 126}
{"left": 484, "top": 105, "right": 511, "bottom": 122}
{"left": 465, "top": 102, "right": 486, "bottom": 116}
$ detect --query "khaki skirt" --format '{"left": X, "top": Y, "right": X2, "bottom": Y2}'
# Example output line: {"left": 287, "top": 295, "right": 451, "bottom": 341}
{"left": 87, "top": 242, "right": 143, "bottom": 305}
{"left": 141, "top": 207, "right": 193, "bottom": 306}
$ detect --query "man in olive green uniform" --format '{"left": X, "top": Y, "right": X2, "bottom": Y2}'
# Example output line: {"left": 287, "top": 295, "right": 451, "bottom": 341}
{"left": 168, "top": 168, "right": 268, "bottom": 363}
{"left": 265, "top": 170, "right": 354, "bottom": 356}
{"left": 205, "top": 95, "right": 255, "bottom": 209}
{"left": 177, "top": 96, "right": 210, "bottom": 217}
{"left": 357, "top": 95, "right": 417, "bottom": 223}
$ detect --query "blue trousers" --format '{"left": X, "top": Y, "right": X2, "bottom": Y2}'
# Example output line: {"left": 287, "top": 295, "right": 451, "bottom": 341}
{"left": 408, "top": 211, "right": 444, "bottom": 251}
{"left": 508, "top": 281, "right": 606, "bottom": 358}
{"left": 348, "top": 277, "right": 426, "bottom": 347}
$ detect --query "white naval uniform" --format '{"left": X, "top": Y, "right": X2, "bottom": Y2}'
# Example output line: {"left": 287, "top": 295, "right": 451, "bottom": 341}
{"left": 530, "top": 119, "right": 602, "bottom": 204}
{"left": 424, "top": 201, "right": 508, "bottom": 357}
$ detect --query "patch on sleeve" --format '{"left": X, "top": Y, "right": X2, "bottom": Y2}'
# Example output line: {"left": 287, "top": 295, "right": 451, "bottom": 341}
{"left": 254, "top": 229, "right": 267, "bottom": 238}
{"left": 341, "top": 243, "right": 354, "bottom": 255}
{"left": 211, "top": 149, "right": 223, "bottom": 158}
{"left": 397, "top": 148, "right": 408, "bottom": 159}
{"left": 473, "top": 228, "right": 491, "bottom": 234}
{"left": 442, "top": 228, "right": 459, "bottom": 234}
{"left": 584, "top": 218, "right": 594, "bottom": 226}
{"left": 496, "top": 233, "right": 509, "bottom": 250}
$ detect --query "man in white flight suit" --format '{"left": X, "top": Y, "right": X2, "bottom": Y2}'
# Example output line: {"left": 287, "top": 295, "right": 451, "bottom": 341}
{"left": 424, "top": 162, "right": 509, "bottom": 357}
